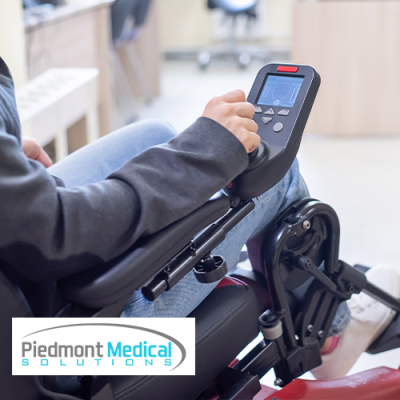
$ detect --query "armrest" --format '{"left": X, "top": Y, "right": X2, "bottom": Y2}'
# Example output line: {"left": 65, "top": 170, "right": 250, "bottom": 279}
{"left": 58, "top": 193, "right": 231, "bottom": 309}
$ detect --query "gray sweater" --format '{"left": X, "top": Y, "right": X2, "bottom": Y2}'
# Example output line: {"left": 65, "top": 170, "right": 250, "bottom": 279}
{"left": 0, "top": 58, "right": 248, "bottom": 315}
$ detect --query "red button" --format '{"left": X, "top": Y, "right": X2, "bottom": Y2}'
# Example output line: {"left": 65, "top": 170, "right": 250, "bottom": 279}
{"left": 277, "top": 65, "right": 299, "bottom": 73}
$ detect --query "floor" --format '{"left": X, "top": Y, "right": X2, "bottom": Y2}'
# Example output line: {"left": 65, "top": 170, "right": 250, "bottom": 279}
{"left": 136, "top": 59, "right": 400, "bottom": 389}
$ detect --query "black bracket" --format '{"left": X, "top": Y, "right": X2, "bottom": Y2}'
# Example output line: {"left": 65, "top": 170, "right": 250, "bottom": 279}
{"left": 194, "top": 255, "right": 228, "bottom": 283}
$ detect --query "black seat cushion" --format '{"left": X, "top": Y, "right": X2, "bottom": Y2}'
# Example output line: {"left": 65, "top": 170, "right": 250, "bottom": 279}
{"left": 109, "top": 281, "right": 259, "bottom": 400}
{"left": 0, "top": 268, "right": 41, "bottom": 400}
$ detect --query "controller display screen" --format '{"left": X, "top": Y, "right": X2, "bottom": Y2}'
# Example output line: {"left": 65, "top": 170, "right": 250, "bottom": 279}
{"left": 257, "top": 75, "right": 304, "bottom": 108}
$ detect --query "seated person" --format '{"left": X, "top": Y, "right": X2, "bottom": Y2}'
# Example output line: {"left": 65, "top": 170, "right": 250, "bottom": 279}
{"left": 0, "top": 57, "right": 399, "bottom": 385}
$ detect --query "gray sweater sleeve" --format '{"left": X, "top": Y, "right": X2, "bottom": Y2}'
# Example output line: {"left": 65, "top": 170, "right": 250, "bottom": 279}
{"left": 0, "top": 117, "right": 248, "bottom": 282}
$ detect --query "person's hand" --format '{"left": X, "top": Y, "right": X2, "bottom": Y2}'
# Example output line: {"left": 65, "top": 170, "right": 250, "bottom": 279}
{"left": 202, "top": 89, "right": 260, "bottom": 153}
{"left": 22, "top": 137, "right": 53, "bottom": 168}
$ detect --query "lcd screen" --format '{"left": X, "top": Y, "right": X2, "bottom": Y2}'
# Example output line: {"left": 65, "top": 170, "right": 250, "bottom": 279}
{"left": 257, "top": 75, "right": 304, "bottom": 108}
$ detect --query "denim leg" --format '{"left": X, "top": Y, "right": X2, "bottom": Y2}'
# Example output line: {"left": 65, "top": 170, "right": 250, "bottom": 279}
{"left": 329, "top": 302, "right": 351, "bottom": 336}
{"left": 48, "top": 119, "right": 177, "bottom": 187}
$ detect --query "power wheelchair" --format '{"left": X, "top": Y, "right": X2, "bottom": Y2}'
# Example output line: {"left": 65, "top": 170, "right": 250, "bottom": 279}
{"left": 2, "top": 64, "right": 400, "bottom": 399}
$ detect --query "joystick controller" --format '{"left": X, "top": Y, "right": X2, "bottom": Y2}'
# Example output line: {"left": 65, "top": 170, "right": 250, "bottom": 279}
{"left": 226, "top": 63, "right": 320, "bottom": 201}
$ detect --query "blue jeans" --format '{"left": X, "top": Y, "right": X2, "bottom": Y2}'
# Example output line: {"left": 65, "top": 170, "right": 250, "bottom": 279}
{"left": 49, "top": 119, "right": 351, "bottom": 335}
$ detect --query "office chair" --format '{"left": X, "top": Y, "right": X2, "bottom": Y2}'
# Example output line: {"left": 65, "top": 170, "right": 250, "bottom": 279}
{"left": 198, "top": 0, "right": 269, "bottom": 69}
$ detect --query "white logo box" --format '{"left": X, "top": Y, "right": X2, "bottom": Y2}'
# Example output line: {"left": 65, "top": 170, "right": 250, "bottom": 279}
{"left": 12, "top": 318, "right": 195, "bottom": 376}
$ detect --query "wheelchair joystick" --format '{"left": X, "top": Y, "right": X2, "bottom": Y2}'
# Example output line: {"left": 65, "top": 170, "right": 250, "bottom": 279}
{"left": 248, "top": 146, "right": 259, "bottom": 163}
{"left": 226, "top": 63, "right": 321, "bottom": 201}
{"left": 194, "top": 254, "right": 227, "bottom": 283}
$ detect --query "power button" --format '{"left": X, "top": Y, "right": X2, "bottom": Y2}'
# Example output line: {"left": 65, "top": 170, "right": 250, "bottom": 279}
{"left": 273, "top": 122, "right": 284, "bottom": 132}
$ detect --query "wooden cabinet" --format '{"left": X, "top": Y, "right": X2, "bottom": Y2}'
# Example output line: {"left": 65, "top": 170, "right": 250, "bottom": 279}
{"left": 25, "top": 0, "right": 114, "bottom": 137}
{"left": 292, "top": 1, "right": 400, "bottom": 136}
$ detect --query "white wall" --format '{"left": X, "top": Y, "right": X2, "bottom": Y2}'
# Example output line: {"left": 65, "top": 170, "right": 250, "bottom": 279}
{"left": 0, "top": 0, "right": 27, "bottom": 88}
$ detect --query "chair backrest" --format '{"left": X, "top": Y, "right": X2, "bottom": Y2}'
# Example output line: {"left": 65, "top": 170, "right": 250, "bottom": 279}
{"left": 207, "top": 0, "right": 258, "bottom": 14}
{"left": 0, "top": 267, "right": 41, "bottom": 400}
{"left": 111, "top": 0, "right": 153, "bottom": 43}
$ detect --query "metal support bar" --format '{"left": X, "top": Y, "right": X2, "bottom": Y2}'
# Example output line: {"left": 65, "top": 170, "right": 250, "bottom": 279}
{"left": 142, "top": 200, "right": 255, "bottom": 301}
{"left": 363, "top": 282, "right": 400, "bottom": 312}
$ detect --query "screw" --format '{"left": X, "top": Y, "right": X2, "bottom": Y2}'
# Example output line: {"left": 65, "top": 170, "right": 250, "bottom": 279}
{"left": 348, "top": 285, "right": 354, "bottom": 293}
{"left": 302, "top": 220, "right": 311, "bottom": 230}
{"left": 305, "top": 260, "right": 312, "bottom": 269}
{"left": 295, "top": 334, "right": 299, "bottom": 340}
{"left": 308, "top": 324, "right": 313, "bottom": 332}
{"left": 318, "top": 330, "right": 324, "bottom": 338}
{"left": 274, "top": 378, "right": 283, "bottom": 387}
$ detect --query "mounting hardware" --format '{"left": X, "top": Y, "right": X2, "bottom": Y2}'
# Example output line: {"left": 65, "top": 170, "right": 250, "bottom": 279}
{"left": 292, "top": 255, "right": 337, "bottom": 292}
{"left": 295, "top": 335, "right": 299, "bottom": 340}
{"left": 302, "top": 220, "right": 311, "bottom": 230}
{"left": 194, "top": 255, "right": 227, "bottom": 283}
{"left": 274, "top": 378, "right": 283, "bottom": 387}
{"left": 308, "top": 324, "right": 313, "bottom": 333}
{"left": 318, "top": 330, "right": 324, "bottom": 338}
{"left": 259, "top": 309, "right": 285, "bottom": 340}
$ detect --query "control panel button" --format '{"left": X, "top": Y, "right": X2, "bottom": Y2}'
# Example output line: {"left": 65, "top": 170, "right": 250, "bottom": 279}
{"left": 273, "top": 122, "right": 284, "bottom": 132}
{"left": 278, "top": 109, "right": 290, "bottom": 116}
{"left": 262, "top": 117, "right": 272, "bottom": 124}
{"left": 277, "top": 65, "right": 298, "bottom": 73}
{"left": 254, "top": 106, "right": 262, "bottom": 113}
{"left": 264, "top": 108, "right": 274, "bottom": 115}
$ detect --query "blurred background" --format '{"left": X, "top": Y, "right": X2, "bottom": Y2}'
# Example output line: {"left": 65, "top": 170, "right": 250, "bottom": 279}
{"left": 1, "top": 0, "right": 400, "bottom": 387}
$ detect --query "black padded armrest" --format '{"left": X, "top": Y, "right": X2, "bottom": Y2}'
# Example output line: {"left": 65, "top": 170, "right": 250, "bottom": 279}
{"left": 58, "top": 194, "right": 231, "bottom": 309}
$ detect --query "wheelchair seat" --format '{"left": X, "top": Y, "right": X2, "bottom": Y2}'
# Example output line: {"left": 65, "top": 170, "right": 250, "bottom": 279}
{"left": 109, "top": 278, "right": 259, "bottom": 400}
{"left": 0, "top": 266, "right": 259, "bottom": 400}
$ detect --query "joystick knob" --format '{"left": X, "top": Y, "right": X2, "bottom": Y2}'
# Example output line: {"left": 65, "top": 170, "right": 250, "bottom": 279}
{"left": 248, "top": 143, "right": 265, "bottom": 164}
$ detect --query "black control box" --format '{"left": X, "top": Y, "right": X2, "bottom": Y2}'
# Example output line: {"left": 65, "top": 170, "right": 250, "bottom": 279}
{"left": 226, "top": 63, "right": 320, "bottom": 201}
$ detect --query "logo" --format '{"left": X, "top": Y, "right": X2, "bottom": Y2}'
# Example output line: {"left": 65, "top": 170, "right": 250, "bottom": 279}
{"left": 12, "top": 318, "right": 195, "bottom": 375}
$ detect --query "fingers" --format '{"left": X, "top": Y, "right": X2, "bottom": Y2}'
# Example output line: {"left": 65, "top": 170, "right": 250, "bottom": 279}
{"left": 202, "top": 91, "right": 261, "bottom": 154}
{"left": 235, "top": 102, "right": 256, "bottom": 119}
{"left": 36, "top": 149, "right": 53, "bottom": 168}
{"left": 22, "top": 137, "right": 53, "bottom": 168}
{"left": 222, "top": 89, "right": 246, "bottom": 104}
{"left": 242, "top": 118, "right": 258, "bottom": 133}
{"left": 237, "top": 130, "right": 261, "bottom": 153}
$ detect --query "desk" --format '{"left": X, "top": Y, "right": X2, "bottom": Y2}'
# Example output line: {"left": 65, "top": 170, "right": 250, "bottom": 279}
{"left": 292, "top": 1, "right": 400, "bottom": 136}
{"left": 25, "top": 0, "right": 114, "bottom": 137}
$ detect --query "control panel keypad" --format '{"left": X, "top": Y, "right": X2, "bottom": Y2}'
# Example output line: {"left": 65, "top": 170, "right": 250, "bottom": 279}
{"left": 264, "top": 108, "right": 274, "bottom": 115}
{"left": 256, "top": 107, "right": 287, "bottom": 132}
{"left": 255, "top": 105, "right": 290, "bottom": 132}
